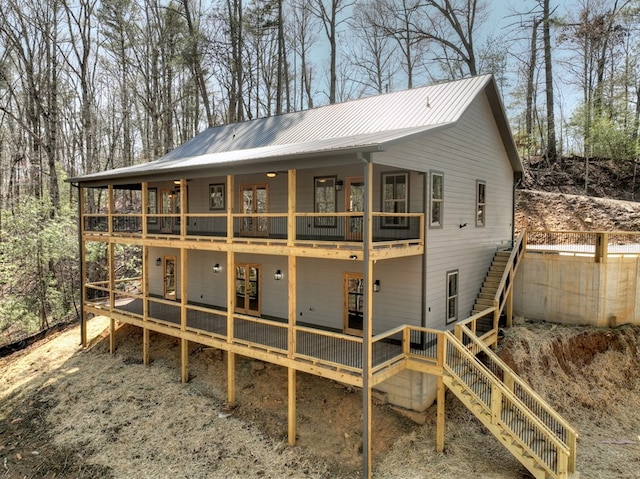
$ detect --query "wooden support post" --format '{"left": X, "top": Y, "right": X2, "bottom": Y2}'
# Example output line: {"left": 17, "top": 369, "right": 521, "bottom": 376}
{"left": 436, "top": 332, "right": 446, "bottom": 452}
{"left": 436, "top": 376, "right": 445, "bottom": 452}
{"left": 109, "top": 317, "right": 115, "bottom": 354}
{"left": 506, "top": 285, "right": 514, "bottom": 328}
{"left": 143, "top": 245, "right": 150, "bottom": 365}
{"left": 288, "top": 255, "right": 297, "bottom": 358}
{"left": 180, "top": 248, "right": 188, "bottom": 383}
{"left": 227, "top": 251, "right": 235, "bottom": 343}
{"left": 287, "top": 169, "right": 296, "bottom": 247}
{"left": 108, "top": 241, "right": 115, "bottom": 353}
{"left": 288, "top": 367, "right": 296, "bottom": 445}
{"left": 226, "top": 175, "right": 234, "bottom": 245}
{"left": 227, "top": 351, "right": 236, "bottom": 406}
{"left": 288, "top": 170, "right": 297, "bottom": 360}
{"left": 141, "top": 182, "right": 148, "bottom": 237}
{"left": 181, "top": 338, "right": 189, "bottom": 384}
{"left": 179, "top": 179, "right": 187, "bottom": 238}
{"left": 143, "top": 328, "right": 150, "bottom": 365}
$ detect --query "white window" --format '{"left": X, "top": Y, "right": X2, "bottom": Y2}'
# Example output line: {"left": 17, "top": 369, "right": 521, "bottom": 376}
{"left": 446, "top": 270, "right": 459, "bottom": 324}
{"left": 476, "top": 181, "right": 486, "bottom": 227}
{"left": 382, "top": 172, "right": 408, "bottom": 227}
{"left": 430, "top": 172, "right": 444, "bottom": 228}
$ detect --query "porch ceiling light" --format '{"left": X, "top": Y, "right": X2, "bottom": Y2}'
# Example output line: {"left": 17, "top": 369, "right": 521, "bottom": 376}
{"left": 373, "top": 280, "right": 381, "bottom": 292}
{"left": 349, "top": 255, "right": 358, "bottom": 260}
{"left": 266, "top": 171, "right": 277, "bottom": 178}
{"left": 173, "top": 179, "right": 181, "bottom": 185}
{"left": 213, "top": 263, "right": 221, "bottom": 273}
{"left": 274, "top": 269, "right": 283, "bottom": 280}
{"left": 156, "top": 257, "right": 162, "bottom": 266}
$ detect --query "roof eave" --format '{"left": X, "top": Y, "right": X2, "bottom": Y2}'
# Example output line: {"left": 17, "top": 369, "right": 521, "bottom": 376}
{"left": 66, "top": 143, "right": 386, "bottom": 187}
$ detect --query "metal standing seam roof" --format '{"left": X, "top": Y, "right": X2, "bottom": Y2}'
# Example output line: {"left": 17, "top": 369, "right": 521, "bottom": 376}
{"left": 68, "top": 74, "right": 521, "bottom": 184}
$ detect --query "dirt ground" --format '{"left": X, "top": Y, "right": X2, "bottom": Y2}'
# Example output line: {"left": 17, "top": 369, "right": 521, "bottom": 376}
{"left": 2, "top": 315, "right": 640, "bottom": 479}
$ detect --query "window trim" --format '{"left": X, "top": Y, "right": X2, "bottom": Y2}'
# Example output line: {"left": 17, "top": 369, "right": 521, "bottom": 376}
{"left": 476, "top": 180, "right": 486, "bottom": 227}
{"left": 381, "top": 171, "right": 409, "bottom": 229}
{"left": 429, "top": 171, "right": 444, "bottom": 229}
{"left": 314, "top": 175, "right": 337, "bottom": 228}
{"left": 446, "top": 269, "right": 459, "bottom": 324}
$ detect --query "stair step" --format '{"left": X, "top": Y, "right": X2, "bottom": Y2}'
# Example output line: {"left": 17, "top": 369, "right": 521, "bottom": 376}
{"left": 475, "top": 299, "right": 494, "bottom": 307}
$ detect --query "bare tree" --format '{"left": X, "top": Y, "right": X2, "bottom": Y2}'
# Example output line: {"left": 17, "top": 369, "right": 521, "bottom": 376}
{"left": 348, "top": 2, "right": 399, "bottom": 95}
{"left": 290, "top": 0, "right": 318, "bottom": 109}
{"left": 542, "top": 0, "right": 557, "bottom": 161}
{"left": 311, "top": 0, "right": 355, "bottom": 104}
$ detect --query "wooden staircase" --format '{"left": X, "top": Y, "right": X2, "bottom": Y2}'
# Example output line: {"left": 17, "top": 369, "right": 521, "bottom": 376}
{"left": 441, "top": 232, "right": 578, "bottom": 479}
{"left": 472, "top": 250, "right": 511, "bottom": 316}
{"left": 442, "top": 329, "right": 578, "bottom": 479}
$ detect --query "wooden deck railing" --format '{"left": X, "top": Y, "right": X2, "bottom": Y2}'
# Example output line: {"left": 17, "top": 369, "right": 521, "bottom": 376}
{"left": 525, "top": 230, "right": 640, "bottom": 262}
{"left": 81, "top": 211, "right": 424, "bottom": 247}
{"left": 446, "top": 326, "right": 577, "bottom": 477}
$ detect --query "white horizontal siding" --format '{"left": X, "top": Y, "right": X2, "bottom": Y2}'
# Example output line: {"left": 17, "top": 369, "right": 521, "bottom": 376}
{"left": 379, "top": 92, "right": 514, "bottom": 330}
{"left": 296, "top": 257, "right": 423, "bottom": 334}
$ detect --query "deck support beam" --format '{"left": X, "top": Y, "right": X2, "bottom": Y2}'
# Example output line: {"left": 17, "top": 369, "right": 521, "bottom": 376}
{"left": 143, "top": 244, "right": 150, "bottom": 365}
{"left": 143, "top": 328, "right": 150, "bottom": 365}
{"left": 181, "top": 338, "right": 189, "bottom": 383}
{"left": 506, "top": 287, "right": 514, "bottom": 328}
{"left": 288, "top": 367, "right": 296, "bottom": 445}
{"left": 108, "top": 238, "right": 115, "bottom": 354}
{"left": 109, "top": 317, "right": 115, "bottom": 354}
{"left": 436, "top": 376, "right": 445, "bottom": 452}
{"left": 180, "top": 245, "right": 188, "bottom": 383}
{"left": 227, "top": 351, "right": 236, "bottom": 406}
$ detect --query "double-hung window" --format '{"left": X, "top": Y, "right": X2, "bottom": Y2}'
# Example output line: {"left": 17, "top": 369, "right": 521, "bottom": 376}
{"left": 314, "top": 176, "right": 337, "bottom": 227}
{"left": 446, "top": 270, "right": 459, "bottom": 324}
{"left": 476, "top": 180, "right": 486, "bottom": 227}
{"left": 382, "top": 172, "right": 408, "bottom": 227}
{"left": 430, "top": 172, "right": 444, "bottom": 228}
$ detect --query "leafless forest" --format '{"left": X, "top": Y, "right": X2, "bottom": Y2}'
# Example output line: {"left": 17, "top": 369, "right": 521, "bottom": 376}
{"left": 1, "top": 0, "right": 640, "bottom": 338}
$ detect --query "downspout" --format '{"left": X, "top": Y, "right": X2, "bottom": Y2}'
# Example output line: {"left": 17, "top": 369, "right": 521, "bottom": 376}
{"left": 421, "top": 172, "right": 427, "bottom": 329}
{"left": 73, "top": 183, "right": 85, "bottom": 346}
{"left": 360, "top": 152, "right": 372, "bottom": 479}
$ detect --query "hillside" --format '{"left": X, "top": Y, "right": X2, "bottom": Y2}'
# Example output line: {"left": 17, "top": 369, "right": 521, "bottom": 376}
{"left": 2, "top": 162, "right": 640, "bottom": 478}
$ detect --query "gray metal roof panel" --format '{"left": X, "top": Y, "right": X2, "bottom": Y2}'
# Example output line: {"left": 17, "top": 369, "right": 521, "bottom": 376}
{"left": 68, "top": 75, "right": 522, "bottom": 183}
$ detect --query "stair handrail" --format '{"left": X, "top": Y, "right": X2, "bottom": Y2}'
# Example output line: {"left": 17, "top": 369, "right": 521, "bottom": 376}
{"left": 444, "top": 331, "right": 571, "bottom": 477}
{"left": 492, "top": 229, "right": 526, "bottom": 323}
{"left": 455, "top": 324, "right": 578, "bottom": 473}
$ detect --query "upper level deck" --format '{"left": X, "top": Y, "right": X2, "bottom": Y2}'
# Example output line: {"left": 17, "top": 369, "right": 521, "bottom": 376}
{"left": 80, "top": 170, "right": 425, "bottom": 260}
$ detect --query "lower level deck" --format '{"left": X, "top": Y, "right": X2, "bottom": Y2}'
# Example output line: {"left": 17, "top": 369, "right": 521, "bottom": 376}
{"left": 86, "top": 297, "right": 444, "bottom": 388}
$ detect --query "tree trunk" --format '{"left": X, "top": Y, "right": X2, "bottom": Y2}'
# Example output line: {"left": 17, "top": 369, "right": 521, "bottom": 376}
{"left": 543, "top": 0, "right": 557, "bottom": 161}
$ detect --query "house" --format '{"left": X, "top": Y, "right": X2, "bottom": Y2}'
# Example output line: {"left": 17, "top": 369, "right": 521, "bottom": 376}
{"left": 69, "top": 75, "right": 577, "bottom": 479}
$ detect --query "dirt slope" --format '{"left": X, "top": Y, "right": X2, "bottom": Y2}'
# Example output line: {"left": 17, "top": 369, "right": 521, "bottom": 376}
{"left": 2, "top": 188, "right": 640, "bottom": 478}
{"left": 516, "top": 189, "right": 640, "bottom": 231}
{"left": 2, "top": 315, "right": 640, "bottom": 478}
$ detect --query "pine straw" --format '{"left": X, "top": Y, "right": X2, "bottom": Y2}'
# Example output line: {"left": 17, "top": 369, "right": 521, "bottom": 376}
{"left": 2, "top": 316, "right": 640, "bottom": 478}
{"left": 496, "top": 317, "right": 640, "bottom": 478}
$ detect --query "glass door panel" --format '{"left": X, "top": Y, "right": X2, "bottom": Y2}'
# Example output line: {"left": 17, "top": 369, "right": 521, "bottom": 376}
{"left": 235, "top": 263, "right": 261, "bottom": 316}
{"left": 346, "top": 178, "right": 364, "bottom": 241}
{"left": 241, "top": 185, "right": 268, "bottom": 236}
{"left": 163, "top": 256, "right": 177, "bottom": 300}
{"left": 235, "top": 265, "right": 246, "bottom": 310}
{"left": 344, "top": 273, "right": 364, "bottom": 336}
